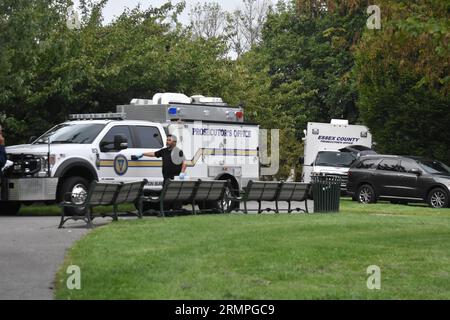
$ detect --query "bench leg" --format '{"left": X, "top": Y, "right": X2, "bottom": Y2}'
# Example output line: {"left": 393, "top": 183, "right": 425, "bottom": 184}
{"left": 113, "top": 204, "right": 119, "bottom": 222}
{"left": 192, "top": 201, "right": 196, "bottom": 215}
{"left": 276, "top": 201, "right": 279, "bottom": 214}
{"left": 258, "top": 201, "right": 262, "bottom": 214}
{"left": 244, "top": 201, "right": 248, "bottom": 214}
{"left": 159, "top": 201, "right": 165, "bottom": 217}
{"left": 59, "top": 208, "right": 66, "bottom": 229}
{"left": 137, "top": 198, "right": 143, "bottom": 218}
{"left": 305, "top": 199, "right": 309, "bottom": 213}
{"left": 85, "top": 207, "right": 94, "bottom": 228}
{"left": 288, "top": 201, "right": 292, "bottom": 214}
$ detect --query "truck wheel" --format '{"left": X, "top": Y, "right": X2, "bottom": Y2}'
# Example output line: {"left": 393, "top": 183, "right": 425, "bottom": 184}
{"left": 0, "top": 201, "right": 21, "bottom": 216}
{"left": 357, "top": 184, "right": 377, "bottom": 204}
{"left": 135, "top": 201, "right": 160, "bottom": 216}
{"left": 198, "top": 179, "right": 239, "bottom": 213}
{"left": 59, "top": 176, "right": 90, "bottom": 216}
{"left": 427, "top": 188, "right": 449, "bottom": 209}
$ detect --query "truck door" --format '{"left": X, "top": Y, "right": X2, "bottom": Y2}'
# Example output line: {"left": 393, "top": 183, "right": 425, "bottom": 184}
{"left": 98, "top": 125, "right": 137, "bottom": 182}
{"left": 374, "top": 158, "right": 401, "bottom": 197}
{"left": 129, "top": 125, "right": 165, "bottom": 186}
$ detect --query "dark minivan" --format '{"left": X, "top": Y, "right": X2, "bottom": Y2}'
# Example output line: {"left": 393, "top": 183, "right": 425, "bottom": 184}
{"left": 347, "top": 155, "right": 450, "bottom": 208}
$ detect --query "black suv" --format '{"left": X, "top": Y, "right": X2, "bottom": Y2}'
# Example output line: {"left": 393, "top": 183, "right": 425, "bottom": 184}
{"left": 347, "top": 155, "right": 450, "bottom": 208}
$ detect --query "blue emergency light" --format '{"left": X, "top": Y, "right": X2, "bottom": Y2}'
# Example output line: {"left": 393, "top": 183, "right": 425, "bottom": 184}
{"left": 168, "top": 107, "right": 177, "bottom": 115}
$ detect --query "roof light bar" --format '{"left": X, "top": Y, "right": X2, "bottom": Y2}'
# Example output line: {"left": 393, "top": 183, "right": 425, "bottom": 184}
{"left": 69, "top": 113, "right": 126, "bottom": 120}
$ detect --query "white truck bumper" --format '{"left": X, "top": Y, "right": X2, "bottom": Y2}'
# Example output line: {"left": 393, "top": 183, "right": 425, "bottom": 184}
{"left": 2, "top": 178, "right": 59, "bottom": 201}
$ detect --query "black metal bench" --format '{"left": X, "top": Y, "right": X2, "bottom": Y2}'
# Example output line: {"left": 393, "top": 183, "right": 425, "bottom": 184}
{"left": 229, "top": 180, "right": 311, "bottom": 214}
{"left": 141, "top": 180, "right": 198, "bottom": 217}
{"left": 141, "top": 179, "right": 229, "bottom": 216}
{"left": 113, "top": 180, "right": 148, "bottom": 218}
{"left": 58, "top": 180, "right": 146, "bottom": 228}
{"left": 193, "top": 180, "right": 228, "bottom": 214}
{"left": 276, "top": 181, "right": 311, "bottom": 213}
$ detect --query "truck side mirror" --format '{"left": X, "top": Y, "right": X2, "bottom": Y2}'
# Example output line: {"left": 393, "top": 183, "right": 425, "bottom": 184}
{"left": 299, "top": 157, "right": 304, "bottom": 165}
{"left": 29, "top": 136, "right": 37, "bottom": 144}
{"left": 114, "top": 135, "right": 128, "bottom": 151}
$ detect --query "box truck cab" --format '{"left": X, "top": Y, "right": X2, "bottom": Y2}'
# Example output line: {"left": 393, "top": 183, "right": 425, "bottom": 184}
{"left": 301, "top": 119, "right": 373, "bottom": 190}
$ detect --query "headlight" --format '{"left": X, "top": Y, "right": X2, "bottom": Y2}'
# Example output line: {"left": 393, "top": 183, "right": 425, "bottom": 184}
{"left": 37, "top": 155, "right": 55, "bottom": 177}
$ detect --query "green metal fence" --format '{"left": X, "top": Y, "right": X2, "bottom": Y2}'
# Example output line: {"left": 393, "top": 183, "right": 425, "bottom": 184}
{"left": 311, "top": 175, "right": 341, "bottom": 213}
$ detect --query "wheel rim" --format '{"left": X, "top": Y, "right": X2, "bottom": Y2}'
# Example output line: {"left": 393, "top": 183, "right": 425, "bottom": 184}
{"left": 431, "top": 191, "right": 446, "bottom": 208}
{"left": 221, "top": 187, "right": 232, "bottom": 211}
{"left": 359, "top": 187, "right": 373, "bottom": 204}
{"left": 71, "top": 183, "right": 87, "bottom": 205}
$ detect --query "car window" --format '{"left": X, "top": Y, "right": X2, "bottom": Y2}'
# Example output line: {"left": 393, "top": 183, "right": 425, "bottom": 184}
{"left": 100, "top": 126, "right": 134, "bottom": 150}
{"left": 377, "top": 159, "right": 399, "bottom": 172}
{"left": 416, "top": 159, "right": 450, "bottom": 175}
{"left": 356, "top": 158, "right": 379, "bottom": 169}
{"left": 398, "top": 159, "right": 419, "bottom": 173}
{"left": 133, "top": 126, "right": 163, "bottom": 149}
{"left": 315, "top": 152, "right": 356, "bottom": 167}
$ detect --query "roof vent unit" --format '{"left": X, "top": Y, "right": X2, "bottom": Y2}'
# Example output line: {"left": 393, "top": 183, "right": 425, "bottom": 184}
{"left": 130, "top": 98, "right": 153, "bottom": 105}
{"left": 152, "top": 93, "right": 191, "bottom": 105}
{"left": 191, "top": 95, "right": 227, "bottom": 106}
{"left": 330, "top": 119, "right": 349, "bottom": 125}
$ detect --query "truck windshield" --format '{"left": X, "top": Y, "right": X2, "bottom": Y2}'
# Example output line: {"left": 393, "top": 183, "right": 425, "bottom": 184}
{"left": 315, "top": 152, "right": 357, "bottom": 167}
{"left": 416, "top": 159, "right": 450, "bottom": 175}
{"left": 33, "top": 123, "right": 105, "bottom": 144}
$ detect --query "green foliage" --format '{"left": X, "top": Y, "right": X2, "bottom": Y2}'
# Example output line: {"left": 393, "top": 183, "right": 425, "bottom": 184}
{"left": 257, "top": 0, "right": 368, "bottom": 131}
{"left": 0, "top": 0, "right": 233, "bottom": 144}
{"left": 228, "top": 0, "right": 370, "bottom": 178}
{"left": 354, "top": 0, "right": 450, "bottom": 162}
{"left": 1, "top": 0, "right": 449, "bottom": 177}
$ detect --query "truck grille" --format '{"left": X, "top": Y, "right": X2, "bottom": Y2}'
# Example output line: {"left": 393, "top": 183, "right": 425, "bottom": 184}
{"left": 5, "top": 154, "right": 42, "bottom": 178}
{"left": 323, "top": 174, "right": 348, "bottom": 190}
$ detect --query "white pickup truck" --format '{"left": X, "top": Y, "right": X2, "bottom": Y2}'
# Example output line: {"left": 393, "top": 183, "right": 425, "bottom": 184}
{"left": 0, "top": 93, "right": 260, "bottom": 215}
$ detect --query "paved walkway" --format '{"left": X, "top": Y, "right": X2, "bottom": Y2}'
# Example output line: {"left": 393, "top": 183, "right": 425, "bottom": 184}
{"left": 0, "top": 216, "right": 110, "bottom": 300}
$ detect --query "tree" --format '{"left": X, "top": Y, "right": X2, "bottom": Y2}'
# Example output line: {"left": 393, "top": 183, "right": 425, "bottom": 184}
{"left": 225, "top": 0, "right": 271, "bottom": 57}
{"left": 0, "top": 0, "right": 233, "bottom": 145}
{"left": 252, "top": 0, "right": 368, "bottom": 133}
{"left": 354, "top": 0, "right": 450, "bottom": 163}
{"left": 189, "top": 1, "right": 226, "bottom": 39}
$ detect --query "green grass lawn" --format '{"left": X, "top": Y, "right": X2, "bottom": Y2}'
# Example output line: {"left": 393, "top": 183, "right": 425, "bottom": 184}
{"left": 55, "top": 199, "right": 450, "bottom": 300}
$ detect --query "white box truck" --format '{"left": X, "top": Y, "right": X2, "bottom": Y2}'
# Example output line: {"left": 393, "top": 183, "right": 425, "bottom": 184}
{"left": 301, "top": 119, "right": 373, "bottom": 190}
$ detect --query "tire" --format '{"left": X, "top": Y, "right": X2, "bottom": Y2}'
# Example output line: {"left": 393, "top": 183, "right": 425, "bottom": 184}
{"left": 198, "top": 179, "right": 239, "bottom": 213}
{"left": 427, "top": 188, "right": 449, "bottom": 209}
{"left": 58, "top": 176, "right": 90, "bottom": 216}
{"left": 356, "top": 184, "right": 377, "bottom": 204}
{"left": 0, "top": 201, "right": 21, "bottom": 216}
{"left": 135, "top": 201, "right": 160, "bottom": 216}
{"left": 198, "top": 200, "right": 220, "bottom": 213}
